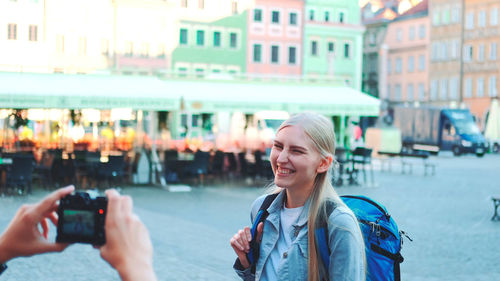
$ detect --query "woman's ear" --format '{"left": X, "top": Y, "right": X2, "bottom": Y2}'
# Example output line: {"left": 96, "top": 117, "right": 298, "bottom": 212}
{"left": 317, "top": 155, "right": 333, "bottom": 173}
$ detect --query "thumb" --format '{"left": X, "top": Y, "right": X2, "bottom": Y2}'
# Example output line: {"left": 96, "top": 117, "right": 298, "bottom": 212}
{"left": 255, "top": 222, "right": 264, "bottom": 242}
{"left": 37, "top": 242, "right": 71, "bottom": 254}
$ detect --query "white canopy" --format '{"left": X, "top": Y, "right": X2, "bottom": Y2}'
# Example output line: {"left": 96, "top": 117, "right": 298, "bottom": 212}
{"left": 0, "top": 72, "right": 380, "bottom": 116}
{"left": 0, "top": 72, "right": 180, "bottom": 110}
{"left": 170, "top": 80, "right": 381, "bottom": 116}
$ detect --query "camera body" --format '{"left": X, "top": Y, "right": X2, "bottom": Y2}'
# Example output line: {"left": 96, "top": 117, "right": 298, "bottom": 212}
{"left": 56, "top": 191, "right": 107, "bottom": 245}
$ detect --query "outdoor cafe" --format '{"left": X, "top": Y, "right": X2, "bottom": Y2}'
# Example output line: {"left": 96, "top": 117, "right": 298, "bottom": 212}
{"left": 0, "top": 72, "right": 381, "bottom": 194}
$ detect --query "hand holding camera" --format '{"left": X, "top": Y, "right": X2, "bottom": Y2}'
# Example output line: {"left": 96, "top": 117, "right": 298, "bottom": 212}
{"left": 0, "top": 185, "right": 75, "bottom": 264}
{"left": 0, "top": 186, "right": 157, "bottom": 281}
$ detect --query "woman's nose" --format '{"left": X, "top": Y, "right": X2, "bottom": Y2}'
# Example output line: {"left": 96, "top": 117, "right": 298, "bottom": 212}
{"left": 276, "top": 149, "right": 288, "bottom": 163}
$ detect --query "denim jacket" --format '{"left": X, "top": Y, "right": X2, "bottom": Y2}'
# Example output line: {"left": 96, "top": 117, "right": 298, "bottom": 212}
{"left": 234, "top": 190, "right": 365, "bottom": 281}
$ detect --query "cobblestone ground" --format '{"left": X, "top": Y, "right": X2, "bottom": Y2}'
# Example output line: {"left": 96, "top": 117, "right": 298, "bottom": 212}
{"left": 1, "top": 152, "right": 499, "bottom": 281}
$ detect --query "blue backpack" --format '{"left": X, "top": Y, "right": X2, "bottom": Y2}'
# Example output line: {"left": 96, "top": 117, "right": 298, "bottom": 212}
{"left": 247, "top": 194, "right": 410, "bottom": 281}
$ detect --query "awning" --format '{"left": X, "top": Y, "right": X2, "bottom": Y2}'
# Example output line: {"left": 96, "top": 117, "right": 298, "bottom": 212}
{"left": 0, "top": 72, "right": 180, "bottom": 110}
{"left": 170, "top": 80, "right": 380, "bottom": 116}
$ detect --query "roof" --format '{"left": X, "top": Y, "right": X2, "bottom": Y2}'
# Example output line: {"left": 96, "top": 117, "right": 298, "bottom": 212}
{"left": 395, "top": 0, "right": 428, "bottom": 21}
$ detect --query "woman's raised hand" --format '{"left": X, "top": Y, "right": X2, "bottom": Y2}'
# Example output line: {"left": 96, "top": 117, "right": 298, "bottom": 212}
{"left": 230, "top": 222, "right": 263, "bottom": 269}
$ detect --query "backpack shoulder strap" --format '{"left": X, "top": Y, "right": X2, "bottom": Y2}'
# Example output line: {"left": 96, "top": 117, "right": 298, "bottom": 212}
{"left": 247, "top": 193, "right": 279, "bottom": 273}
{"left": 315, "top": 200, "right": 336, "bottom": 272}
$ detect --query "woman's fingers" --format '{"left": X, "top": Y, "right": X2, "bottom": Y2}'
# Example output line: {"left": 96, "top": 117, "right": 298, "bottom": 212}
{"left": 255, "top": 222, "right": 264, "bottom": 242}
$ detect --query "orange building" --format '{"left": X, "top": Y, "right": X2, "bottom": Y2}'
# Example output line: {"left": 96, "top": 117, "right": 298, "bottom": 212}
{"left": 381, "top": 0, "right": 430, "bottom": 103}
{"left": 463, "top": 0, "right": 500, "bottom": 128}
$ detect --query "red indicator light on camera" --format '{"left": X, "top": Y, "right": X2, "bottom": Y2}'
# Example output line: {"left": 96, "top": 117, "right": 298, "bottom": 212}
{"left": 99, "top": 209, "right": 104, "bottom": 215}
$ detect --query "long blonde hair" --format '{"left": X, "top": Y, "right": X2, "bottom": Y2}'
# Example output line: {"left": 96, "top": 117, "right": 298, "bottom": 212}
{"left": 269, "top": 112, "right": 351, "bottom": 281}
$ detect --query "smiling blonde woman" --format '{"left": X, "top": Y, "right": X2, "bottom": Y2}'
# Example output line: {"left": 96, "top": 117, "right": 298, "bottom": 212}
{"left": 230, "top": 112, "right": 365, "bottom": 281}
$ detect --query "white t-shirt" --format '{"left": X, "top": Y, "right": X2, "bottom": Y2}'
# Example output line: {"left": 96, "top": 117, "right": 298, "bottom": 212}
{"left": 260, "top": 205, "right": 304, "bottom": 281}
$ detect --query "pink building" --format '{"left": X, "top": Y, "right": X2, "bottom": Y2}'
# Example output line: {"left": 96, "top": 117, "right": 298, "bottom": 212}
{"left": 380, "top": 0, "right": 429, "bottom": 103}
{"left": 246, "top": 0, "right": 303, "bottom": 78}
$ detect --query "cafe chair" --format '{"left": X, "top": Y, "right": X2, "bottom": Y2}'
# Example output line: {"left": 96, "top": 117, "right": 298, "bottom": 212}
{"left": 5, "top": 154, "right": 35, "bottom": 195}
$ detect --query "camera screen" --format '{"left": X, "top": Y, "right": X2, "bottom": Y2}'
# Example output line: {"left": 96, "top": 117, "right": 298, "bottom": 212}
{"left": 62, "top": 210, "right": 95, "bottom": 236}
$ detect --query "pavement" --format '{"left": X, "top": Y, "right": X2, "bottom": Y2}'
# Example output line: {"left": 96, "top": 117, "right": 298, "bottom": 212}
{"left": 1, "top": 152, "right": 499, "bottom": 281}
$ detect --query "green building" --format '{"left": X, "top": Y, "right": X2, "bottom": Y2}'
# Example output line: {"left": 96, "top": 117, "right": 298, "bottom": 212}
{"left": 171, "top": 12, "right": 247, "bottom": 78}
{"left": 302, "top": 0, "right": 365, "bottom": 90}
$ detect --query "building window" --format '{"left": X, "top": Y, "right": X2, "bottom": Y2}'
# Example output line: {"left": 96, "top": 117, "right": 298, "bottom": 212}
{"left": 271, "top": 45, "right": 279, "bottom": 63}
{"left": 7, "top": 23, "right": 17, "bottom": 40}
{"left": 451, "top": 5, "right": 461, "bottom": 23}
{"left": 450, "top": 39, "right": 459, "bottom": 59}
{"left": 395, "top": 84, "right": 402, "bottom": 101}
{"left": 395, "top": 57, "right": 402, "bottom": 73}
{"left": 253, "top": 44, "right": 262, "bottom": 62}
{"left": 442, "top": 8, "right": 450, "bottom": 24}
{"left": 387, "top": 59, "right": 392, "bottom": 74}
{"left": 387, "top": 84, "right": 391, "bottom": 99}
{"left": 56, "top": 35, "right": 64, "bottom": 54}
{"left": 344, "top": 43, "right": 350, "bottom": 58}
{"left": 198, "top": 0, "right": 204, "bottom": 9}
{"left": 450, "top": 77, "right": 459, "bottom": 99}
{"left": 478, "top": 10, "right": 486, "bottom": 27}
{"left": 440, "top": 79, "right": 448, "bottom": 100}
{"left": 28, "top": 24, "right": 37, "bottom": 41}
{"left": 441, "top": 42, "right": 448, "bottom": 61}
{"left": 288, "top": 46, "right": 296, "bottom": 64}
{"left": 181, "top": 0, "right": 187, "bottom": 8}
{"left": 125, "top": 41, "right": 134, "bottom": 56}
{"left": 430, "top": 79, "right": 438, "bottom": 100}
{"left": 418, "top": 83, "right": 425, "bottom": 101}
{"left": 229, "top": 32, "right": 237, "bottom": 48}
{"left": 289, "top": 12, "right": 297, "bottom": 25}
{"left": 418, "top": 54, "right": 425, "bottom": 71}
{"left": 140, "top": 43, "right": 149, "bottom": 58}
{"left": 157, "top": 44, "right": 166, "bottom": 58}
{"left": 396, "top": 28, "right": 402, "bottom": 42}
{"left": 78, "top": 37, "right": 87, "bottom": 56}
{"left": 408, "top": 56, "right": 414, "bottom": 72}
{"left": 213, "top": 31, "right": 221, "bottom": 47}
{"left": 272, "top": 11, "right": 280, "bottom": 23}
{"left": 433, "top": 9, "right": 440, "bottom": 26}
{"left": 101, "top": 39, "right": 109, "bottom": 55}
{"left": 311, "top": 40, "right": 318, "bottom": 56}
{"left": 477, "top": 77, "right": 485, "bottom": 97}
{"left": 490, "top": 42, "right": 498, "bottom": 60}
{"left": 466, "top": 12, "right": 474, "bottom": 29}
{"left": 196, "top": 30, "right": 204, "bottom": 46}
{"left": 407, "top": 84, "right": 414, "bottom": 101}
{"left": 409, "top": 26, "right": 415, "bottom": 40}
{"left": 309, "top": 10, "right": 314, "bottom": 21}
{"left": 418, "top": 24, "right": 426, "bottom": 39}
{"left": 489, "top": 76, "right": 498, "bottom": 97}
{"left": 254, "top": 9, "right": 262, "bottom": 22}
{"left": 231, "top": 1, "right": 237, "bottom": 14}
{"left": 324, "top": 11, "right": 330, "bottom": 22}
{"left": 327, "top": 42, "right": 334, "bottom": 53}
{"left": 478, "top": 44, "right": 485, "bottom": 61}
{"left": 339, "top": 12, "right": 345, "bottom": 23}
{"left": 463, "top": 45, "right": 473, "bottom": 61}
{"left": 491, "top": 8, "right": 499, "bottom": 26}
{"left": 465, "top": 78, "right": 473, "bottom": 98}
{"left": 180, "top": 28, "right": 188, "bottom": 45}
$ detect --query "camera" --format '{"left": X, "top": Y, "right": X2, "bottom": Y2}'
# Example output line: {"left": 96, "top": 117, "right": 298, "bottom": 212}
{"left": 56, "top": 191, "right": 107, "bottom": 245}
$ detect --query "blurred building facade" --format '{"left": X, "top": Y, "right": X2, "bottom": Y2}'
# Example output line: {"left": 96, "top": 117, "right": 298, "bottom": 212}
{"left": 462, "top": 0, "right": 500, "bottom": 127}
{"left": 380, "top": 0, "right": 429, "bottom": 103}
{"left": 0, "top": 0, "right": 365, "bottom": 88}
{"left": 302, "top": 0, "right": 365, "bottom": 89}
{"left": 246, "top": 0, "right": 303, "bottom": 79}
{"left": 428, "top": 0, "right": 463, "bottom": 108}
